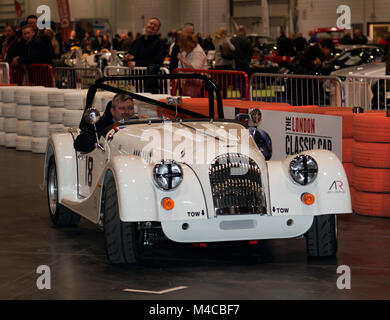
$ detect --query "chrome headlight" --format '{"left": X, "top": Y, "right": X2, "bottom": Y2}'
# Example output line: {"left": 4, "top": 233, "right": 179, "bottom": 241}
{"left": 289, "top": 155, "right": 318, "bottom": 185}
{"left": 153, "top": 160, "right": 183, "bottom": 190}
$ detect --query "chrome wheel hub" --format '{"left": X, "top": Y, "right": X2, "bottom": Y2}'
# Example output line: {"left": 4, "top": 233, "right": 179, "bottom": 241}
{"left": 48, "top": 165, "right": 58, "bottom": 215}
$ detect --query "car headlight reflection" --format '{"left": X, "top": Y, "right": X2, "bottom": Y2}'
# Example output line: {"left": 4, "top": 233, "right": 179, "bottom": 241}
{"left": 289, "top": 155, "right": 318, "bottom": 185}
{"left": 153, "top": 160, "right": 183, "bottom": 190}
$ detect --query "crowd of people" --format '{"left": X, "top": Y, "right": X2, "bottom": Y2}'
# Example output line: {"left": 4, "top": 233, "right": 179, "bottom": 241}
{"left": 1, "top": 14, "right": 382, "bottom": 80}
{"left": 0, "top": 15, "right": 62, "bottom": 65}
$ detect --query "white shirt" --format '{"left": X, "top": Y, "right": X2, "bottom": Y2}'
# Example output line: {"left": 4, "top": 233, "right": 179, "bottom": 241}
{"left": 178, "top": 44, "right": 208, "bottom": 70}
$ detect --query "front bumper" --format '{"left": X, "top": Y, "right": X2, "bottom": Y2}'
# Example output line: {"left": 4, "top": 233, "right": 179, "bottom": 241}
{"left": 161, "top": 214, "right": 314, "bottom": 242}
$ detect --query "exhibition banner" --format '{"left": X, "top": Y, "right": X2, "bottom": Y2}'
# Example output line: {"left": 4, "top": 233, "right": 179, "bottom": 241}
{"left": 258, "top": 110, "right": 342, "bottom": 161}
{"left": 222, "top": 106, "right": 342, "bottom": 161}
{"left": 57, "top": 0, "right": 72, "bottom": 42}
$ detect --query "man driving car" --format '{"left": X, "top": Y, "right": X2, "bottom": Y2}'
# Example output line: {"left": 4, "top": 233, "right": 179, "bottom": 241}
{"left": 74, "top": 94, "right": 135, "bottom": 153}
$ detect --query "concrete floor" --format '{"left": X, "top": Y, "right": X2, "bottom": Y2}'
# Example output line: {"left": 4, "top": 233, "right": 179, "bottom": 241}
{"left": 0, "top": 146, "right": 390, "bottom": 300}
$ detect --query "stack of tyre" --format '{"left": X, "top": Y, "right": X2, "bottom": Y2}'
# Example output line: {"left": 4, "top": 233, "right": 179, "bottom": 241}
{"left": 2, "top": 87, "right": 17, "bottom": 148}
{"left": 351, "top": 112, "right": 390, "bottom": 218}
{"left": 63, "top": 90, "right": 87, "bottom": 130}
{"left": 30, "top": 88, "right": 53, "bottom": 153}
{"left": 48, "top": 89, "right": 66, "bottom": 133}
{"left": 14, "top": 87, "right": 33, "bottom": 151}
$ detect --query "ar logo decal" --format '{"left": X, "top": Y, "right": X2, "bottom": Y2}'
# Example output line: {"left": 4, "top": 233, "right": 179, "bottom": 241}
{"left": 329, "top": 180, "right": 344, "bottom": 192}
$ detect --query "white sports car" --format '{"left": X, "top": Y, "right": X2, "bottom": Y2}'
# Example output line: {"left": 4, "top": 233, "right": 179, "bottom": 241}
{"left": 44, "top": 74, "right": 352, "bottom": 265}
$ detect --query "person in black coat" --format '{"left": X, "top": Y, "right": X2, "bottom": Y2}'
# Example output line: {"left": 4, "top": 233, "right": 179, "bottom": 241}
{"left": 294, "top": 32, "right": 308, "bottom": 55}
{"left": 125, "top": 17, "right": 166, "bottom": 68}
{"left": 74, "top": 94, "right": 135, "bottom": 153}
{"left": 13, "top": 25, "right": 51, "bottom": 64}
{"left": 353, "top": 29, "right": 368, "bottom": 45}
{"left": 125, "top": 17, "right": 166, "bottom": 93}
{"left": 26, "top": 15, "right": 55, "bottom": 62}
{"left": 277, "top": 31, "right": 293, "bottom": 56}
{"left": 2, "top": 25, "right": 21, "bottom": 63}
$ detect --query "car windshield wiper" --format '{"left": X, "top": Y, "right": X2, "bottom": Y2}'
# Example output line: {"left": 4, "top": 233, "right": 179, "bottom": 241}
{"left": 177, "top": 121, "right": 224, "bottom": 142}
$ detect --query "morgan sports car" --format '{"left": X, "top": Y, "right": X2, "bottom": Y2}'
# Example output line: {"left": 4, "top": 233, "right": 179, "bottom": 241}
{"left": 44, "top": 74, "right": 352, "bottom": 265}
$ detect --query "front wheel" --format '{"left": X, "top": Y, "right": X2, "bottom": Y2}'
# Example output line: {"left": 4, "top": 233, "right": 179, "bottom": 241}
{"left": 47, "top": 157, "right": 80, "bottom": 226}
{"left": 305, "top": 214, "right": 337, "bottom": 257}
{"left": 103, "top": 176, "right": 143, "bottom": 265}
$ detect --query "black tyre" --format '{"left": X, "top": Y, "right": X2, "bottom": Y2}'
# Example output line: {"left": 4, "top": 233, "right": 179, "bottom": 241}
{"left": 103, "top": 176, "right": 143, "bottom": 265}
{"left": 47, "top": 157, "right": 80, "bottom": 226}
{"left": 305, "top": 214, "right": 337, "bottom": 257}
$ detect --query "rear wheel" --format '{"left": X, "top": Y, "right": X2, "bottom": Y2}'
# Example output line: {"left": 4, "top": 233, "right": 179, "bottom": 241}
{"left": 305, "top": 214, "right": 337, "bottom": 257}
{"left": 103, "top": 176, "right": 143, "bottom": 265}
{"left": 47, "top": 157, "right": 80, "bottom": 226}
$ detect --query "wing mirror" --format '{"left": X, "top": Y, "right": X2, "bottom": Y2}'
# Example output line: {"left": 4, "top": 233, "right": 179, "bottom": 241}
{"left": 166, "top": 96, "right": 182, "bottom": 119}
{"left": 235, "top": 108, "right": 262, "bottom": 128}
{"left": 84, "top": 108, "right": 104, "bottom": 151}
{"left": 84, "top": 108, "right": 101, "bottom": 125}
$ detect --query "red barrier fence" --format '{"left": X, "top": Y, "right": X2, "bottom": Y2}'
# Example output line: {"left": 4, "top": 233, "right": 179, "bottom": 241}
{"left": 9, "top": 63, "right": 54, "bottom": 87}
{"left": 172, "top": 68, "right": 249, "bottom": 100}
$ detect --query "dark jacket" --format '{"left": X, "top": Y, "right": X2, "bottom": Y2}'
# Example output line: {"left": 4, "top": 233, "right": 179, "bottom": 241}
{"left": 129, "top": 34, "right": 166, "bottom": 67}
{"left": 231, "top": 35, "right": 253, "bottom": 69}
{"left": 294, "top": 36, "right": 308, "bottom": 54}
{"left": 64, "top": 38, "right": 80, "bottom": 51}
{"left": 3, "top": 36, "right": 21, "bottom": 63}
{"left": 169, "top": 43, "right": 180, "bottom": 72}
{"left": 74, "top": 102, "right": 114, "bottom": 153}
{"left": 277, "top": 35, "right": 293, "bottom": 56}
{"left": 17, "top": 35, "right": 52, "bottom": 64}
{"left": 81, "top": 37, "right": 98, "bottom": 51}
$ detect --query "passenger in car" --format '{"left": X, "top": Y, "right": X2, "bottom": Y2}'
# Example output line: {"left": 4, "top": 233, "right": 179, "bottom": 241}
{"left": 74, "top": 94, "right": 135, "bottom": 153}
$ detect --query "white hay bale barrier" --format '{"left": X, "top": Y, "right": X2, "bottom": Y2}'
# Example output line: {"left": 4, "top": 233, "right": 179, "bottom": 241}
{"left": 16, "top": 104, "right": 32, "bottom": 120}
{"left": 2, "top": 103, "right": 16, "bottom": 118}
{"left": 49, "top": 124, "right": 65, "bottom": 134}
{"left": 4, "top": 117, "right": 16, "bottom": 133}
{"left": 16, "top": 135, "right": 32, "bottom": 151}
{"left": 5, "top": 133, "right": 16, "bottom": 148}
{"left": 32, "top": 137, "right": 48, "bottom": 153}
{"left": 48, "top": 89, "right": 65, "bottom": 108}
{"left": 16, "top": 120, "right": 32, "bottom": 136}
{"left": 31, "top": 106, "right": 50, "bottom": 122}
{"left": 48, "top": 108, "right": 65, "bottom": 124}
{"left": 64, "top": 90, "right": 86, "bottom": 110}
{"left": 1, "top": 87, "right": 16, "bottom": 103}
{"left": 15, "top": 87, "right": 31, "bottom": 105}
{"left": 63, "top": 109, "right": 83, "bottom": 127}
{"left": 30, "top": 88, "right": 51, "bottom": 106}
{"left": 32, "top": 121, "right": 50, "bottom": 138}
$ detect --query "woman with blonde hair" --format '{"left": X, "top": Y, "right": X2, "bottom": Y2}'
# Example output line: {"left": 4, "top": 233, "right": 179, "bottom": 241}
{"left": 177, "top": 32, "right": 208, "bottom": 97}
{"left": 177, "top": 32, "right": 208, "bottom": 70}
{"left": 214, "top": 26, "right": 235, "bottom": 70}
{"left": 44, "top": 28, "right": 60, "bottom": 58}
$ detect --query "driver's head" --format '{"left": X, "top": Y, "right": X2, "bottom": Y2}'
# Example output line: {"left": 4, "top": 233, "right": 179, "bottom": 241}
{"left": 111, "top": 94, "right": 135, "bottom": 122}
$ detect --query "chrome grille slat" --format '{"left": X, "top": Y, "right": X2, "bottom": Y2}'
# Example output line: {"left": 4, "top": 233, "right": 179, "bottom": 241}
{"left": 208, "top": 154, "right": 267, "bottom": 216}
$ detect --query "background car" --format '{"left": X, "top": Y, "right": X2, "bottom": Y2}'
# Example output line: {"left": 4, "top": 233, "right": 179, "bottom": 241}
{"left": 324, "top": 44, "right": 385, "bottom": 72}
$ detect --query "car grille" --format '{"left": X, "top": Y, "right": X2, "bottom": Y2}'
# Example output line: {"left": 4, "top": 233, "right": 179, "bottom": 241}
{"left": 208, "top": 153, "right": 267, "bottom": 216}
